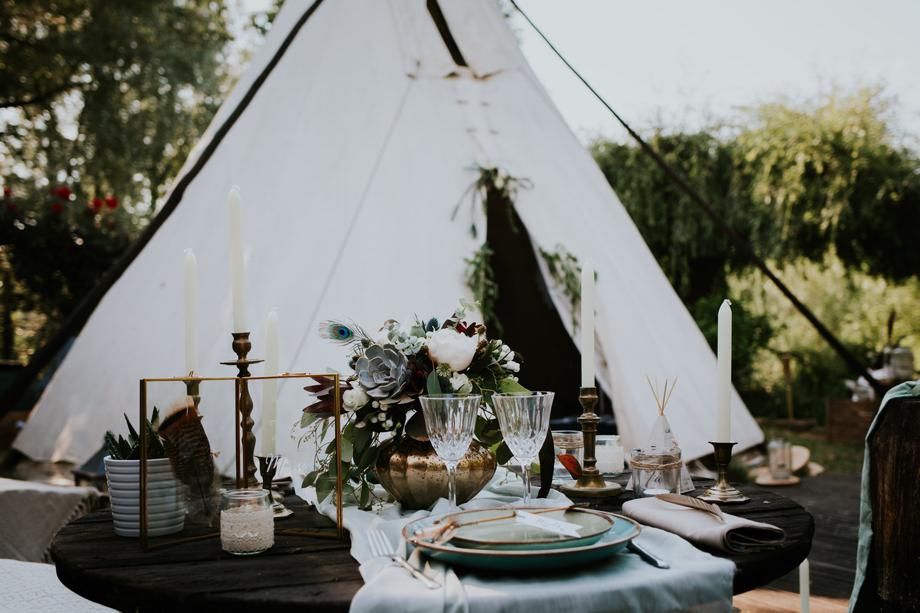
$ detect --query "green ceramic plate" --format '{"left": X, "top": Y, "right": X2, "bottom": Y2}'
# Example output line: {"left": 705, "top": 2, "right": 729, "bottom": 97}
{"left": 403, "top": 508, "right": 641, "bottom": 571}
{"left": 445, "top": 507, "right": 614, "bottom": 551}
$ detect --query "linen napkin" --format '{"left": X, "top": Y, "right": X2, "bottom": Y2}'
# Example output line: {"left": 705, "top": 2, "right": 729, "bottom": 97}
{"left": 621, "top": 496, "right": 785, "bottom": 553}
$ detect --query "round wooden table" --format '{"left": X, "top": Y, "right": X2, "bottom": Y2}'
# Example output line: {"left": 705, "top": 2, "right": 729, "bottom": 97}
{"left": 51, "top": 478, "right": 814, "bottom": 612}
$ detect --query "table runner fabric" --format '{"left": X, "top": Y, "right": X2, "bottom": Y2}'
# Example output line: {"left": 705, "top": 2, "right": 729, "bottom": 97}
{"left": 307, "top": 471, "right": 735, "bottom": 613}
{"left": 848, "top": 380, "right": 919, "bottom": 613}
{"left": 620, "top": 497, "right": 786, "bottom": 553}
{"left": 0, "top": 477, "right": 102, "bottom": 562}
{"left": 0, "top": 558, "right": 116, "bottom": 611}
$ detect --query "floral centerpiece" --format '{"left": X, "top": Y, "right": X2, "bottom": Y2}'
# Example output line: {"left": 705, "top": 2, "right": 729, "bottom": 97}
{"left": 299, "top": 300, "right": 526, "bottom": 509}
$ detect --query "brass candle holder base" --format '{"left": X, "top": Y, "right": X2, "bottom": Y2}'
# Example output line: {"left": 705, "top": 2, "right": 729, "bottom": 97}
{"left": 257, "top": 455, "right": 293, "bottom": 518}
{"left": 698, "top": 441, "right": 750, "bottom": 504}
{"left": 558, "top": 387, "right": 623, "bottom": 499}
{"left": 222, "top": 332, "right": 263, "bottom": 488}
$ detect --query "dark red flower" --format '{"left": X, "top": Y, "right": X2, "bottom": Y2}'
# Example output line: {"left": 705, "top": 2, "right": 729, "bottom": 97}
{"left": 3, "top": 187, "right": 11, "bottom": 198}
{"left": 303, "top": 375, "right": 352, "bottom": 419}
{"left": 91, "top": 197, "right": 104, "bottom": 211}
{"left": 5, "top": 202, "right": 16, "bottom": 214}
{"left": 105, "top": 196, "right": 118, "bottom": 210}
{"left": 51, "top": 201, "right": 64, "bottom": 214}
{"left": 58, "top": 186, "right": 72, "bottom": 200}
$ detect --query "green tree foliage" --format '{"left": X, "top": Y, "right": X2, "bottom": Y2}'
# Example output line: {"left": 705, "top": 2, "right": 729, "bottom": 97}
{"left": 736, "top": 88, "right": 920, "bottom": 280}
{"left": 591, "top": 88, "right": 920, "bottom": 418}
{"left": 0, "top": 0, "right": 232, "bottom": 360}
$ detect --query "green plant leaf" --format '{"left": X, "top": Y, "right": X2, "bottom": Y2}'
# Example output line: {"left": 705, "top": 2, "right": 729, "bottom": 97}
{"left": 301, "top": 469, "right": 320, "bottom": 488}
{"left": 354, "top": 445, "right": 380, "bottom": 476}
{"left": 300, "top": 411, "right": 322, "bottom": 429}
{"left": 427, "top": 371, "right": 442, "bottom": 395}
{"left": 498, "top": 378, "right": 529, "bottom": 394}
{"left": 359, "top": 481, "right": 371, "bottom": 510}
{"left": 315, "top": 472, "right": 335, "bottom": 503}
{"left": 104, "top": 431, "right": 122, "bottom": 460}
{"left": 124, "top": 413, "right": 139, "bottom": 447}
{"left": 494, "top": 441, "right": 513, "bottom": 465}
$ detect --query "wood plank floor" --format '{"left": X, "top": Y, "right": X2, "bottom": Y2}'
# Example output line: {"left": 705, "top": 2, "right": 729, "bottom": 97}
{"left": 732, "top": 472, "right": 862, "bottom": 612}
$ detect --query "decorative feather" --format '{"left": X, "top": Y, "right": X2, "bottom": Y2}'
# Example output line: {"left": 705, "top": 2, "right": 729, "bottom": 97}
{"left": 319, "top": 319, "right": 371, "bottom": 352}
{"left": 655, "top": 493, "right": 726, "bottom": 523}
{"left": 158, "top": 398, "right": 221, "bottom": 526}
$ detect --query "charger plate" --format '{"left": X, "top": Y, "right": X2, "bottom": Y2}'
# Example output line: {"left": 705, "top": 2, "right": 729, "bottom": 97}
{"left": 403, "top": 509, "right": 640, "bottom": 571}
{"left": 444, "top": 507, "right": 614, "bottom": 551}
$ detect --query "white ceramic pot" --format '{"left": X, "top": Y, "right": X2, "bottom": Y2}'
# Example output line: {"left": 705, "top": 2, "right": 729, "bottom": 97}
{"left": 104, "top": 456, "right": 186, "bottom": 538}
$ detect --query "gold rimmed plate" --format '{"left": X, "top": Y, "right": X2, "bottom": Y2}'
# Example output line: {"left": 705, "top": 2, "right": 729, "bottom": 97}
{"left": 444, "top": 507, "right": 614, "bottom": 551}
{"left": 403, "top": 508, "right": 641, "bottom": 571}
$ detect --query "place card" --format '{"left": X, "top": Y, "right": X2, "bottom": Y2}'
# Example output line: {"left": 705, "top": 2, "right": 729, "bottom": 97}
{"left": 514, "top": 511, "right": 582, "bottom": 538}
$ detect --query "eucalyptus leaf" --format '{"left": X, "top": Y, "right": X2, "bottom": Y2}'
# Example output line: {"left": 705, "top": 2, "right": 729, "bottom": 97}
{"left": 301, "top": 469, "right": 320, "bottom": 488}
{"left": 427, "top": 371, "right": 442, "bottom": 395}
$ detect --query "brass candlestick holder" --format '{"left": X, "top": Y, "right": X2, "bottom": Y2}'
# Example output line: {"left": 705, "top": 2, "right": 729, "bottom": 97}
{"left": 559, "top": 386, "right": 623, "bottom": 498}
{"left": 256, "top": 454, "right": 293, "bottom": 518}
{"left": 221, "top": 332, "right": 263, "bottom": 488}
{"left": 698, "top": 441, "right": 750, "bottom": 503}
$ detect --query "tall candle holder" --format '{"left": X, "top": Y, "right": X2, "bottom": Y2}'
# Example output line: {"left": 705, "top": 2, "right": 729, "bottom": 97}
{"left": 256, "top": 454, "right": 293, "bottom": 518}
{"left": 221, "top": 332, "right": 263, "bottom": 488}
{"left": 698, "top": 441, "right": 750, "bottom": 503}
{"left": 559, "top": 387, "right": 623, "bottom": 498}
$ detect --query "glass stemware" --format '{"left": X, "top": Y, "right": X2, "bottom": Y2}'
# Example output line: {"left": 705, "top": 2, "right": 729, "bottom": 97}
{"left": 493, "top": 391, "right": 555, "bottom": 504}
{"left": 418, "top": 393, "right": 481, "bottom": 510}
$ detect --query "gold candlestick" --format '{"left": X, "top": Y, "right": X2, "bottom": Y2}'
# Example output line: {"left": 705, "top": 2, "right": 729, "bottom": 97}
{"left": 221, "top": 332, "right": 263, "bottom": 488}
{"left": 559, "top": 387, "right": 623, "bottom": 498}
{"left": 256, "top": 454, "right": 293, "bottom": 518}
{"left": 698, "top": 441, "right": 750, "bottom": 503}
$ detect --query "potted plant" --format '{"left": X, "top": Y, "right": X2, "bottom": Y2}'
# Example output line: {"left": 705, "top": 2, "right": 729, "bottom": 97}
{"left": 103, "top": 408, "right": 186, "bottom": 537}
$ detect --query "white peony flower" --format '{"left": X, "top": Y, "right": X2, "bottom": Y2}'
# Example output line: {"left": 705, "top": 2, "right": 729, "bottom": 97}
{"left": 342, "top": 386, "right": 370, "bottom": 412}
{"left": 426, "top": 328, "right": 479, "bottom": 372}
{"left": 449, "top": 373, "right": 473, "bottom": 394}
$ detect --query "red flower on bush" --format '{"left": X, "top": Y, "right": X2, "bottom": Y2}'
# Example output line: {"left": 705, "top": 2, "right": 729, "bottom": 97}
{"left": 105, "top": 196, "right": 118, "bottom": 210}
{"left": 3, "top": 187, "right": 11, "bottom": 198}
{"left": 51, "top": 201, "right": 64, "bottom": 214}
{"left": 58, "top": 186, "right": 72, "bottom": 200}
{"left": 91, "top": 197, "right": 104, "bottom": 211}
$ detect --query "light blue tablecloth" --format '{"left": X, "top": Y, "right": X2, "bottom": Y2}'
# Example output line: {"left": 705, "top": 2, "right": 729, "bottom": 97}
{"left": 301, "top": 469, "right": 735, "bottom": 613}
{"left": 848, "top": 380, "right": 920, "bottom": 612}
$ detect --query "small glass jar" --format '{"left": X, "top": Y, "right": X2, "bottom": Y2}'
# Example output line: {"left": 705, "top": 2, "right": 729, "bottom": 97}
{"left": 220, "top": 489, "right": 274, "bottom": 555}
{"left": 595, "top": 435, "right": 624, "bottom": 477}
{"left": 551, "top": 430, "right": 583, "bottom": 479}
{"left": 630, "top": 446, "right": 682, "bottom": 498}
{"left": 768, "top": 437, "right": 793, "bottom": 480}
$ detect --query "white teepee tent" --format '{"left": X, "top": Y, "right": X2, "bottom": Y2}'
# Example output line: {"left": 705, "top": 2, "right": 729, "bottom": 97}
{"left": 14, "top": 0, "right": 762, "bottom": 471}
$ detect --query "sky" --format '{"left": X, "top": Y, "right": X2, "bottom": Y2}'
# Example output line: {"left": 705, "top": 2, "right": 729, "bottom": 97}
{"left": 235, "top": 0, "right": 920, "bottom": 146}
{"left": 505, "top": 0, "right": 920, "bottom": 144}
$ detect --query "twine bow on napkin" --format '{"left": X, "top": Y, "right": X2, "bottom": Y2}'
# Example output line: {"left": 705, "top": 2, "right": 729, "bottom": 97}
{"left": 620, "top": 494, "right": 786, "bottom": 553}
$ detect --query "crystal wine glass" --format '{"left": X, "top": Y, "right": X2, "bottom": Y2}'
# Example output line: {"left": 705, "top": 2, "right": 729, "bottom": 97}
{"left": 418, "top": 394, "right": 481, "bottom": 510}
{"left": 493, "top": 391, "right": 555, "bottom": 504}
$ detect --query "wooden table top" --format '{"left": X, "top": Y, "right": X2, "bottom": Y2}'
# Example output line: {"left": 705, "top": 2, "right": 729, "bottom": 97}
{"left": 51, "top": 477, "right": 814, "bottom": 613}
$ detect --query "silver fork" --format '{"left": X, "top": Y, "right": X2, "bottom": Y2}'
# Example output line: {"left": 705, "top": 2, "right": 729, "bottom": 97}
{"left": 367, "top": 529, "right": 441, "bottom": 589}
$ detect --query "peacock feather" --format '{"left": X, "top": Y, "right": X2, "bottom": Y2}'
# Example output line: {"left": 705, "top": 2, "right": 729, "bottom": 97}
{"left": 319, "top": 320, "right": 372, "bottom": 352}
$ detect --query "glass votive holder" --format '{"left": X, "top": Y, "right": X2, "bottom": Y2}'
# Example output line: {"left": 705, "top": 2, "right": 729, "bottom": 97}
{"left": 220, "top": 489, "right": 274, "bottom": 555}
{"left": 630, "top": 446, "right": 682, "bottom": 498}
{"left": 595, "top": 435, "right": 624, "bottom": 477}
{"left": 768, "top": 437, "right": 793, "bottom": 480}
{"left": 551, "top": 430, "right": 583, "bottom": 479}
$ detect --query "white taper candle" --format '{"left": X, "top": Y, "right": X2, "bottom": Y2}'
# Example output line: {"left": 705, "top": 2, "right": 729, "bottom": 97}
{"left": 227, "top": 186, "right": 247, "bottom": 333}
{"left": 716, "top": 299, "right": 732, "bottom": 441}
{"left": 184, "top": 248, "right": 198, "bottom": 376}
{"left": 261, "top": 309, "right": 279, "bottom": 456}
{"left": 581, "top": 259, "right": 595, "bottom": 387}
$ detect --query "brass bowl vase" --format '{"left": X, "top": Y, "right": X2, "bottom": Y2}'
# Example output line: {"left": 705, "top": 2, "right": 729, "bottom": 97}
{"left": 374, "top": 437, "right": 496, "bottom": 510}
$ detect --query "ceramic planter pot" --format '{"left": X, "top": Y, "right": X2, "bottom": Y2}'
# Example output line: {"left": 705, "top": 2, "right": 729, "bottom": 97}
{"left": 104, "top": 456, "right": 186, "bottom": 537}
{"left": 374, "top": 437, "right": 496, "bottom": 510}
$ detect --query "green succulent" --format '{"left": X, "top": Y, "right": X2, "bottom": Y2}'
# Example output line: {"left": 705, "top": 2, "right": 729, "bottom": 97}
{"left": 104, "top": 407, "right": 167, "bottom": 460}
